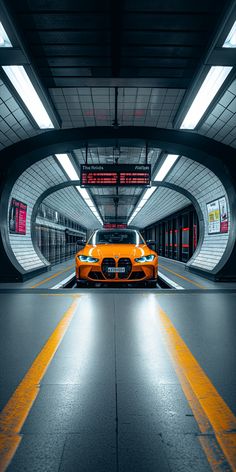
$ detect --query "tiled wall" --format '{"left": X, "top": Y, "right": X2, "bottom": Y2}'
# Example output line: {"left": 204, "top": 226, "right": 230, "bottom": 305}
{"left": 49, "top": 87, "right": 185, "bottom": 129}
{"left": 8, "top": 156, "right": 67, "bottom": 271}
{"left": 131, "top": 187, "right": 190, "bottom": 228}
{"left": 8, "top": 157, "right": 101, "bottom": 272}
{"left": 0, "top": 79, "right": 42, "bottom": 150}
{"left": 166, "top": 156, "right": 230, "bottom": 271}
{"left": 43, "top": 186, "right": 102, "bottom": 228}
{"left": 132, "top": 156, "right": 230, "bottom": 272}
{"left": 197, "top": 80, "right": 236, "bottom": 148}
{"left": 49, "top": 84, "right": 236, "bottom": 149}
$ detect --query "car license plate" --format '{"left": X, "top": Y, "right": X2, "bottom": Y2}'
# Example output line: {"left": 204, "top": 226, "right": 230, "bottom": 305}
{"left": 108, "top": 267, "right": 125, "bottom": 273}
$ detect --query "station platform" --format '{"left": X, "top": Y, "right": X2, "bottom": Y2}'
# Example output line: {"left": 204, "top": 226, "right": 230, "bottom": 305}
{"left": 1, "top": 256, "right": 236, "bottom": 292}
{"left": 0, "top": 259, "right": 236, "bottom": 471}
{"left": 0, "top": 259, "right": 75, "bottom": 291}
{"left": 158, "top": 257, "right": 236, "bottom": 290}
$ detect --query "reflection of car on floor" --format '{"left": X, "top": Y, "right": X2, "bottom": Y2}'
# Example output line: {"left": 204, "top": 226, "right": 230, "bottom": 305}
{"left": 75, "top": 229, "right": 158, "bottom": 287}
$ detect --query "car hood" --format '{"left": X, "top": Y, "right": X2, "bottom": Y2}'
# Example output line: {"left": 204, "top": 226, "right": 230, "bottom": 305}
{"left": 78, "top": 244, "right": 156, "bottom": 259}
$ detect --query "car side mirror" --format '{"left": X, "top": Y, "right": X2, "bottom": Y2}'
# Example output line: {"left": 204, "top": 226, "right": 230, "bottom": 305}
{"left": 146, "top": 240, "right": 156, "bottom": 247}
{"left": 76, "top": 238, "right": 86, "bottom": 247}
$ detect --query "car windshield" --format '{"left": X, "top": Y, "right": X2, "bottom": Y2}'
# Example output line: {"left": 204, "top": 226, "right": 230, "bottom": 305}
{"left": 90, "top": 230, "right": 144, "bottom": 245}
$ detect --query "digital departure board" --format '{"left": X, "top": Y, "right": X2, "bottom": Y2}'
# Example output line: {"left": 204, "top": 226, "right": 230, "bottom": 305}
{"left": 103, "top": 223, "right": 127, "bottom": 229}
{"left": 80, "top": 164, "right": 151, "bottom": 187}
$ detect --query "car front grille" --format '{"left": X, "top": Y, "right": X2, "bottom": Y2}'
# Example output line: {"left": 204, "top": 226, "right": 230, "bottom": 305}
{"left": 102, "top": 258, "right": 116, "bottom": 279}
{"left": 118, "top": 258, "right": 132, "bottom": 279}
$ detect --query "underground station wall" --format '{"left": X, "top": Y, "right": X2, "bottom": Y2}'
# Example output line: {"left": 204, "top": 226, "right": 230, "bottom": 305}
{"left": 0, "top": 125, "right": 236, "bottom": 282}
{"left": 143, "top": 204, "right": 199, "bottom": 264}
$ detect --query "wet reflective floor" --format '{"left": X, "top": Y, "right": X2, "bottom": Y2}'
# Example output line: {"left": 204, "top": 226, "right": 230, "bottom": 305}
{"left": 0, "top": 290, "right": 235, "bottom": 471}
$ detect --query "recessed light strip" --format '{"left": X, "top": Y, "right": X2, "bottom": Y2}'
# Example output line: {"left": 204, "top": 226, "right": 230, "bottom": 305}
{"left": 55, "top": 154, "right": 103, "bottom": 225}
{"left": 2, "top": 65, "right": 54, "bottom": 129}
{"left": 154, "top": 154, "right": 179, "bottom": 181}
{"left": 55, "top": 153, "right": 79, "bottom": 180}
{"left": 128, "top": 187, "right": 156, "bottom": 225}
{"left": 128, "top": 154, "right": 179, "bottom": 225}
{"left": 223, "top": 20, "right": 236, "bottom": 48}
{"left": 0, "top": 22, "right": 12, "bottom": 47}
{"left": 180, "top": 66, "right": 232, "bottom": 130}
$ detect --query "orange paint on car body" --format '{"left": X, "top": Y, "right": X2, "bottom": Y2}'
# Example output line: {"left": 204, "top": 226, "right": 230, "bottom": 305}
{"left": 75, "top": 229, "right": 158, "bottom": 285}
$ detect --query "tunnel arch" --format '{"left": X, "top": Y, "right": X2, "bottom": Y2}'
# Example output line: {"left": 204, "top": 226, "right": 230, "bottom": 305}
{"left": 0, "top": 126, "right": 235, "bottom": 281}
{"left": 30, "top": 179, "right": 204, "bottom": 272}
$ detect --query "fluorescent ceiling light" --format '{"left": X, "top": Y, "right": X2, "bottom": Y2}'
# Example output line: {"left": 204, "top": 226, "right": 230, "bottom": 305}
{"left": 2, "top": 65, "right": 54, "bottom": 129}
{"left": 56, "top": 154, "right": 79, "bottom": 180}
{"left": 223, "top": 21, "right": 236, "bottom": 48}
{"left": 76, "top": 186, "right": 103, "bottom": 225}
{"left": 128, "top": 186, "right": 157, "bottom": 225}
{"left": 154, "top": 154, "right": 179, "bottom": 181}
{"left": 129, "top": 154, "right": 179, "bottom": 226}
{"left": 76, "top": 187, "right": 90, "bottom": 201}
{"left": 55, "top": 153, "right": 102, "bottom": 225}
{"left": 142, "top": 187, "right": 156, "bottom": 200}
{"left": 0, "top": 22, "right": 12, "bottom": 47}
{"left": 180, "top": 66, "right": 232, "bottom": 129}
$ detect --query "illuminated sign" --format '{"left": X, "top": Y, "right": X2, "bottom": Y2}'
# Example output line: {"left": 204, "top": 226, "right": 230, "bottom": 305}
{"left": 9, "top": 198, "right": 27, "bottom": 235}
{"left": 80, "top": 164, "right": 151, "bottom": 186}
{"left": 103, "top": 223, "right": 127, "bottom": 229}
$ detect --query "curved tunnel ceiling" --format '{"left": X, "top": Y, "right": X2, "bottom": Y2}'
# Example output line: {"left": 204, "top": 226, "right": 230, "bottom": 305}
{"left": 1, "top": 127, "right": 235, "bottom": 232}
{"left": 5, "top": 146, "right": 233, "bottom": 276}
{"left": 1, "top": 126, "right": 235, "bottom": 235}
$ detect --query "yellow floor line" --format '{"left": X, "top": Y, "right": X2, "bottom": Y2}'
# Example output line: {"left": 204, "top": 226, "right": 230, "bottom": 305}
{"left": 30, "top": 264, "right": 74, "bottom": 288}
{"left": 0, "top": 296, "right": 80, "bottom": 472}
{"left": 156, "top": 302, "right": 236, "bottom": 471}
{"left": 159, "top": 263, "right": 206, "bottom": 289}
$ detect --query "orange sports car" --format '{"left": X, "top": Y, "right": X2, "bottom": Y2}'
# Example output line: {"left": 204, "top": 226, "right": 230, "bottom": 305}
{"left": 75, "top": 229, "right": 158, "bottom": 287}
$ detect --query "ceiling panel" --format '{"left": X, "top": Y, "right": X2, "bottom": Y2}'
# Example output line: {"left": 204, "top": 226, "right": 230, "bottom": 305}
{"left": 6, "top": 0, "right": 226, "bottom": 88}
{"left": 197, "top": 80, "right": 236, "bottom": 148}
{"left": 50, "top": 86, "right": 186, "bottom": 128}
{"left": 0, "top": 78, "right": 42, "bottom": 150}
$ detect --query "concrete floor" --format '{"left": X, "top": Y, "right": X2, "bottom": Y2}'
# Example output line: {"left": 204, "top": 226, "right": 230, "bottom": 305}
{"left": 0, "top": 289, "right": 235, "bottom": 471}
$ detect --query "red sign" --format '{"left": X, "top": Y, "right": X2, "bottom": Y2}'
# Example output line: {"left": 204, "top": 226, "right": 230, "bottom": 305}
{"left": 193, "top": 224, "right": 197, "bottom": 249}
{"left": 9, "top": 198, "right": 27, "bottom": 235}
{"left": 103, "top": 223, "right": 127, "bottom": 229}
{"left": 219, "top": 196, "right": 228, "bottom": 233}
{"left": 220, "top": 221, "right": 228, "bottom": 233}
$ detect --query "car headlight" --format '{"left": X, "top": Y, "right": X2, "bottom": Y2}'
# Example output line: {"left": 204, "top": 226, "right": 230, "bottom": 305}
{"left": 78, "top": 255, "right": 99, "bottom": 263}
{"left": 135, "top": 254, "right": 155, "bottom": 263}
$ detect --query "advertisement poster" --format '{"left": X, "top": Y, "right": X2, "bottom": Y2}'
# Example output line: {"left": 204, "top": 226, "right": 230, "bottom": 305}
{"left": 207, "top": 200, "right": 220, "bottom": 234}
{"left": 207, "top": 196, "right": 229, "bottom": 234}
{"left": 9, "top": 198, "right": 27, "bottom": 235}
{"left": 219, "top": 196, "right": 228, "bottom": 233}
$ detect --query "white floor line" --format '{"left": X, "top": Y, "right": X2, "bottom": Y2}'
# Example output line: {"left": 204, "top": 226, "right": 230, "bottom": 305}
{"left": 158, "top": 271, "right": 184, "bottom": 290}
{"left": 51, "top": 272, "right": 75, "bottom": 289}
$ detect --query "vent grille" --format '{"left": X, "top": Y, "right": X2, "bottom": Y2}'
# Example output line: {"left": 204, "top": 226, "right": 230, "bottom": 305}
{"left": 118, "top": 258, "right": 132, "bottom": 279}
{"left": 89, "top": 271, "right": 105, "bottom": 280}
{"left": 130, "top": 271, "right": 145, "bottom": 280}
